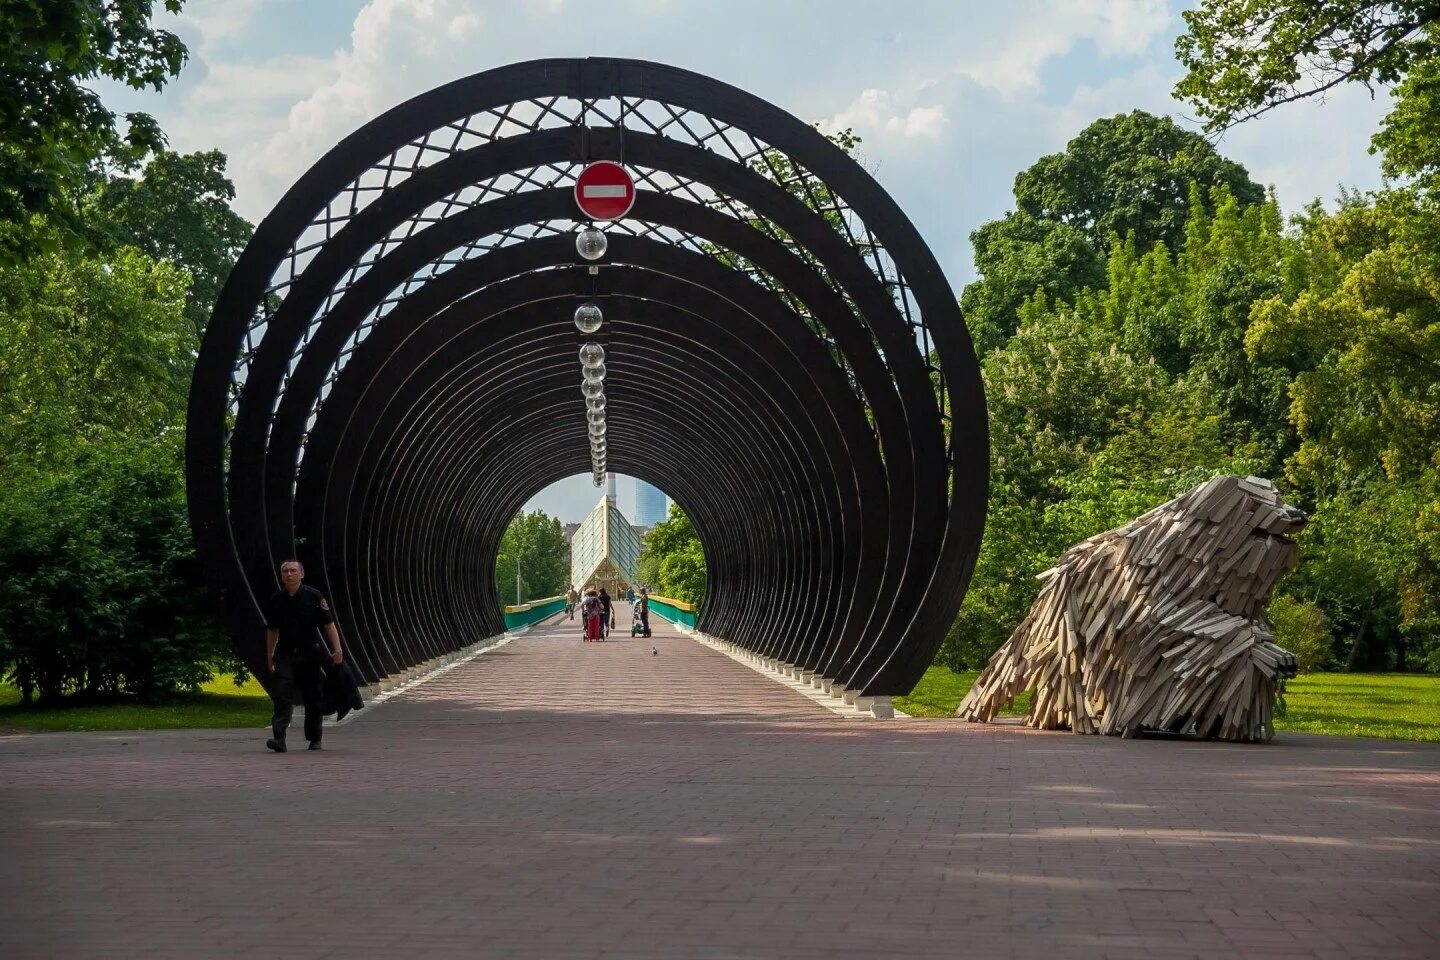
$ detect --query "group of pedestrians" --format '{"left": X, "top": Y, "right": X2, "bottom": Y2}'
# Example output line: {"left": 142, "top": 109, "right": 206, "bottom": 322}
{"left": 564, "top": 583, "right": 651, "bottom": 641}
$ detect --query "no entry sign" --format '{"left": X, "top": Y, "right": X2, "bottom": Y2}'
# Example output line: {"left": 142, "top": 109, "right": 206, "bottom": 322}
{"left": 574, "top": 161, "right": 636, "bottom": 220}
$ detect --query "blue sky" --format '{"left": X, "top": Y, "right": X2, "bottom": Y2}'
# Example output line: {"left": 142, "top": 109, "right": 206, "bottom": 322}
{"left": 107, "top": 0, "right": 1394, "bottom": 522}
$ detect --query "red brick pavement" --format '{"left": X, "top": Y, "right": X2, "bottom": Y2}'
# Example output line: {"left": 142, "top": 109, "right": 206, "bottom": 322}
{"left": 2, "top": 615, "right": 1438, "bottom": 959}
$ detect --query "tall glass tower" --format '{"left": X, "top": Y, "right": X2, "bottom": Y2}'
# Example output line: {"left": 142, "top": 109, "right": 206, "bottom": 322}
{"left": 634, "top": 480, "right": 668, "bottom": 526}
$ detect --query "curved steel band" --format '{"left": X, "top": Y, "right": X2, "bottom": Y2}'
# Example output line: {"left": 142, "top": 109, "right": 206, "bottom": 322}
{"left": 186, "top": 58, "right": 988, "bottom": 697}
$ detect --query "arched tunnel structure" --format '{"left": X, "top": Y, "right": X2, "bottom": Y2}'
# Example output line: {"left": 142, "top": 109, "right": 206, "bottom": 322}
{"left": 187, "top": 58, "right": 988, "bottom": 698}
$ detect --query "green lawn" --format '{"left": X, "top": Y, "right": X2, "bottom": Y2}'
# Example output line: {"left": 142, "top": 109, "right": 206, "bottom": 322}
{"left": 897, "top": 666, "right": 1440, "bottom": 741}
{"left": 896, "top": 668, "right": 1032, "bottom": 718}
{"left": 0, "top": 674, "right": 271, "bottom": 732}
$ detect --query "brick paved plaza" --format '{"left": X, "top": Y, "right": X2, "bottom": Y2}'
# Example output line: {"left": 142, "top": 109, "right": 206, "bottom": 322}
{"left": 2, "top": 617, "right": 1438, "bottom": 959}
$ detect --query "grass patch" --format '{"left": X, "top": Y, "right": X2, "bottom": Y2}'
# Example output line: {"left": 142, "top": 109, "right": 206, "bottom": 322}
{"left": 896, "top": 666, "right": 1440, "bottom": 741}
{"left": 896, "top": 668, "right": 1031, "bottom": 718}
{"left": 1276, "top": 672, "right": 1440, "bottom": 742}
{"left": 0, "top": 673, "right": 270, "bottom": 732}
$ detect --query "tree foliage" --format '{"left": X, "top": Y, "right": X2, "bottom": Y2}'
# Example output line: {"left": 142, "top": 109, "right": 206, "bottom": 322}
{"left": 1012, "top": 111, "right": 1264, "bottom": 254}
{"left": 88, "top": 150, "right": 254, "bottom": 332}
{"left": 0, "top": 0, "right": 189, "bottom": 261}
{"left": 636, "top": 504, "right": 706, "bottom": 605}
{"left": 493, "top": 510, "right": 570, "bottom": 604}
{"left": 0, "top": 221, "right": 235, "bottom": 703}
{"left": 1175, "top": 1, "right": 1440, "bottom": 130}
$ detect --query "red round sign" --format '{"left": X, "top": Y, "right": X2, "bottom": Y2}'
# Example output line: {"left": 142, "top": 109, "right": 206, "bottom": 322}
{"left": 574, "top": 161, "right": 636, "bottom": 221}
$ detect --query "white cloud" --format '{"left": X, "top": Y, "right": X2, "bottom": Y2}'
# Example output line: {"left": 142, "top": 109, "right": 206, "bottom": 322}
{"left": 824, "top": 90, "right": 948, "bottom": 142}
{"left": 888, "top": 105, "right": 949, "bottom": 140}
{"left": 956, "top": 0, "right": 1169, "bottom": 97}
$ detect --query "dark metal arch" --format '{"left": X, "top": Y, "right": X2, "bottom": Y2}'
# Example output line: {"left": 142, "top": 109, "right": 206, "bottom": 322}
{"left": 187, "top": 57, "right": 987, "bottom": 699}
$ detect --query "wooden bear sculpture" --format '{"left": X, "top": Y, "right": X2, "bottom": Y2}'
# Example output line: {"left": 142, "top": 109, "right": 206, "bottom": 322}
{"left": 957, "top": 475, "right": 1303, "bottom": 742}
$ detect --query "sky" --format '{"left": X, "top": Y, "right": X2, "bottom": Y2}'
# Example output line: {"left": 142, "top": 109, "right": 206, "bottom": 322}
{"left": 103, "top": 0, "right": 1395, "bottom": 523}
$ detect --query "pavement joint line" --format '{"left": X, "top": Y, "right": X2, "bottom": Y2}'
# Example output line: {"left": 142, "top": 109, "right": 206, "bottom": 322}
{"left": 334, "top": 625, "right": 534, "bottom": 725}
{"left": 682, "top": 627, "right": 909, "bottom": 720}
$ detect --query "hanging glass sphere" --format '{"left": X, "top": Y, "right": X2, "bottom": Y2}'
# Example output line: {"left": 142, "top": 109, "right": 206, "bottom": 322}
{"left": 586, "top": 394, "right": 606, "bottom": 412}
{"left": 589, "top": 426, "right": 606, "bottom": 442}
{"left": 581, "top": 378, "right": 604, "bottom": 399}
{"left": 587, "top": 407, "right": 605, "bottom": 425}
{"left": 592, "top": 474, "right": 604, "bottom": 487}
{"left": 576, "top": 226, "right": 608, "bottom": 261}
{"left": 582, "top": 362, "right": 606, "bottom": 383}
{"left": 579, "top": 342, "right": 605, "bottom": 368}
{"left": 574, "top": 302, "right": 603, "bottom": 334}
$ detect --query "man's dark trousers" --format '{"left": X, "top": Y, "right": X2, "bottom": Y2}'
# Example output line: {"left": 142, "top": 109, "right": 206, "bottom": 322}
{"left": 272, "top": 655, "right": 325, "bottom": 744}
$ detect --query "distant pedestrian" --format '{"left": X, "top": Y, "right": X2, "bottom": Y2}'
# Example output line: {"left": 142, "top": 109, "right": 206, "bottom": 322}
{"left": 598, "top": 587, "right": 613, "bottom": 639}
{"left": 565, "top": 584, "right": 578, "bottom": 620}
{"left": 264, "top": 559, "right": 344, "bottom": 753}
{"left": 581, "top": 588, "right": 603, "bottom": 642}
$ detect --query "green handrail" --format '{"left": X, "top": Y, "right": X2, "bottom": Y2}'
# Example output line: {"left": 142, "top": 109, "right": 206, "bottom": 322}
{"left": 648, "top": 594, "right": 698, "bottom": 628}
{"left": 502, "top": 595, "right": 567, "bottom": 629}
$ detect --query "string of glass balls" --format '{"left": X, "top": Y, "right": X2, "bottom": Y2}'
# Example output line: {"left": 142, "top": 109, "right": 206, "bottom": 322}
{"left": 576, "top": 225, "right": 608, "bottom": 486}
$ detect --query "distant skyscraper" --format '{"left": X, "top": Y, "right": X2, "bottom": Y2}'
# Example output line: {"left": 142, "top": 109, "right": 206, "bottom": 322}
{"left": 606, "top": 471, "right": 617, "bottom": 501}
{"left": 635, "top": 480, "right": 668, "bottom": 526}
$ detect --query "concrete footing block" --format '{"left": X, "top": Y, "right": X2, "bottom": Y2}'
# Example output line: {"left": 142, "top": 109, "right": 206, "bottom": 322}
{"left": 853, "top": 696, "right": 875, "bottom": 714}
{"left": 800, "top": 670, "right": 815, "bottom": 683}
{"left": 842, "top": 687, "right": 861, "bottom": 705}
{"left": 820, "top": 678, "right": 834, "bottom": 694}
{"left": 869, "top": 696, "right": 895, "bottom": 719}
{"left": 830, "top": 684, "right": 846, "bottom": 700}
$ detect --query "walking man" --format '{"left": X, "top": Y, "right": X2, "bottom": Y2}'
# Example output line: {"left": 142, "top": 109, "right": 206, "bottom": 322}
{"left": 264, "top": 559, "right": 343, "bottom": 753}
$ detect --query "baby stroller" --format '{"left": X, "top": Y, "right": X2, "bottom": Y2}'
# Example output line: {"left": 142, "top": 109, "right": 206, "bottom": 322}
{"left": 630, "top": 604, "right": 645, "bottom": 636}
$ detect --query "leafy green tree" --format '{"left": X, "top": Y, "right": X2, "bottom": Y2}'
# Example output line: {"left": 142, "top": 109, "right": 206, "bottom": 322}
{"left": 1372, "top": 37, "right": 1440, "bottom": 190}
{"left": 1176, "top": 1, "right": 1440, "bottom": 130}
{"left": 493, "top": 510, "right": 570, "bottom": 604}
{"left": 0, "top": 225, "right": 236, "bottom": 702}
{"left": 636, "top": 504, "right": 706, "bottom": 605}
{"left": 1012, "top": 111, "right": 1265, "bottom": 254}
{"left": 961, "top": 213, "right": 1105, "bottom": 354}
{"left": 1247, "top": 190, "right": 1440, "bottom": 668}
{"left": 88, "top": 150, "right": 254, "bottom": 332}
{"left": 1269, "top": 595, "right": 1335, "bottom": 673}
{"left": 0, "top": 240, "right": 193, "bottom": 471}
{"left": 0, "top": 0, "right": 188, "bottom": 261}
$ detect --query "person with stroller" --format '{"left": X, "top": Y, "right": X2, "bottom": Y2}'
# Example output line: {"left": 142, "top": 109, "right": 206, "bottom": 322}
{"left": 580, "top": 588, "right": 603, "bottom": 642}
{"left": 597, "top": 587, "right": 614, "bottom": 639}
{"left": 636, "top": 587, "right": 652, "bottom": 638}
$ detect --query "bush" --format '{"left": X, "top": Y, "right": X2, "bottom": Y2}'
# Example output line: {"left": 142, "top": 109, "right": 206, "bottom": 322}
{"left": 1269, "top": 594, "right": 1334, "bottom": 673}
{"left": 0, "top": 434, "right": 236, "bottom": 703}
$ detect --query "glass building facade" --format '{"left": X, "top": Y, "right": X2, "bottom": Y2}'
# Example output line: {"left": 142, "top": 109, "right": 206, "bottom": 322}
{"left": 634, "top": 480, "right": 668, "bottom": 527}
{"left": 568, "top": 494, "right": 643, "bottom": 594}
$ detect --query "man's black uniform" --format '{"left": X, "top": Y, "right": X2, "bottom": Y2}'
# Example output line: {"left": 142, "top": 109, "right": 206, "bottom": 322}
{"left": 265, "top": 584, "right": 334, "bottom": 746}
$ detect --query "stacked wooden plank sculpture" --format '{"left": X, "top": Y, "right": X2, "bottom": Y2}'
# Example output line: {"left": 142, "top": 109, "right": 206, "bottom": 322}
{"left": 957, "top": 475, "right": 1304, "bottom": 742}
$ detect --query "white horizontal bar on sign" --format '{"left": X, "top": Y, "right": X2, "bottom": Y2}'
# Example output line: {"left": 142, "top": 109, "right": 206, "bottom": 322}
{"left": 582, "top": 185, "right": 629, "bottom": 198}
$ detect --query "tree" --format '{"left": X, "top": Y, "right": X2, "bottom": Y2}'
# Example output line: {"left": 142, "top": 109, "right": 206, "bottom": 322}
{"left": 636, "top": 504, "right": 706, "bottom": 605}
{"left": 493, "top": 510, "right": 569, "bottom": 604}
{"left": 0, "top": 239, "right": 193, "bottom": 472}
{"left": 0, "top": 228, "right": 234, "bottom": 703}
{"left": 0, "top": 0, "right": 189, "bottom": 261}
{"left": 960, "top": 213, "right": 1105, "bottom": 354}
{"left": 1012, "top": 111, "right": 1265, "bottom": 254}
{"left": 1175, "top": 1, "right": 1440, "bottom": 130}
{"left": 1246, "top": 190, "right": 1440, "bottom": 667}
{"left": 88, "top": 150, "right": 254, "bottom": 332}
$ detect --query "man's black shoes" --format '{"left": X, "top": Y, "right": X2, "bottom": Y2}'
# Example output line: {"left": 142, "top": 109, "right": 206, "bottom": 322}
{"left": 308, "top": 741, "right": 322, "bottom": 751}
{"left": 266, "top": 738, "right": 287, "bottom": 753}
